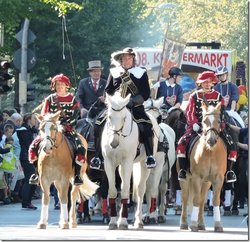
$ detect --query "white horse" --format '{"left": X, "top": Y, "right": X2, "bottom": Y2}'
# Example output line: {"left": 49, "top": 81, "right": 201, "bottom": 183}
{"left": 143, "top": 97, "right": 176, "bottom": 223}
{"left": 102, "top": 91, "right": 160, "bottom": 230}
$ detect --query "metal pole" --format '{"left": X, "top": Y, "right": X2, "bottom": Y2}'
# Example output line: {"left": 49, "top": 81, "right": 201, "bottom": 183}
{"left": 20, "top": 18, "right": 29, "bottom": 114}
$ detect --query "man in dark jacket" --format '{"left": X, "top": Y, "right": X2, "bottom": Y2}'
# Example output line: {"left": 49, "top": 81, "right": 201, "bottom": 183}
{"left": 76, "top": 60, "right": 107, "bottom": 118}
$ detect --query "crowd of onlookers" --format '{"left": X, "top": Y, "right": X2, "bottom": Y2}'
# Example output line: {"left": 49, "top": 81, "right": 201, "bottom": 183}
{"left": 0, "top": 108, "right": 48, "bottom": 210}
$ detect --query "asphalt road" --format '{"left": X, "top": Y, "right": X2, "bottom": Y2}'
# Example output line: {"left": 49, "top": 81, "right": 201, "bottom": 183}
{"left": 0, "top": 197, "right": 248, "bottom": 241}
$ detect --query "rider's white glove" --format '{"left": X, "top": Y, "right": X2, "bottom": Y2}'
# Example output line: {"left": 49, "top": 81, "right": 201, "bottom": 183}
{"left": 193, "top": 123, "right": 200, "bottom": 132}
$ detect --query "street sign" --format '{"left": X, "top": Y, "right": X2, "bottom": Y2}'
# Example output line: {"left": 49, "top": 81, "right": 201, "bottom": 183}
{"left": 13, "top": 48, "right": 37, "bottom": 71}
{"left": 16, "top": 29, "right": 36, "bottom": 45}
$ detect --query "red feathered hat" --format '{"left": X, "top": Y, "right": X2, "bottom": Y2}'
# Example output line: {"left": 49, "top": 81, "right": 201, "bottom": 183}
{"left": 196, "top": 71, "right": 218, "bottom": 84}
{"left": 50, "top": 74, "right": 71, "bottom": 91}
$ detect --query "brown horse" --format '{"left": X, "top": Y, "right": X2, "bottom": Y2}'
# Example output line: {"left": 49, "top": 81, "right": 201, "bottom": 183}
{"left": 35, "top": 111, "right": 99, "bottom": 229}
{"left": 178, "top": 102, "right": 227, "bottom": 232}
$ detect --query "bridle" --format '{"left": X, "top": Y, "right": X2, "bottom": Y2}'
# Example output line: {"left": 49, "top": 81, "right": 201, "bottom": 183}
{"left": 107, "top": 105, "right": 133, "bottom": 137}
{"left": 40, "top": 120, "right": 63, "bottom": 150}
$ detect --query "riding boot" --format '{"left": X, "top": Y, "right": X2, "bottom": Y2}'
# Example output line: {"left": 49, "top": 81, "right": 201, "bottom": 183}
{"left": 74, "top": 162, "right": 83, "bottom": 185}
{"left": 90, "top": 136, "right": 103, "bottom": 170}
{"left": 225, "top": 159, "right": 237, "bottom": 183}
{"left": 29, "top": 160, "right": 39, "bottom": 185}
{"left": 144, "top": 137, "right": 156, "bottom": 169}
{"left": 177, "top": 157, "right": 187, "bottom": 181}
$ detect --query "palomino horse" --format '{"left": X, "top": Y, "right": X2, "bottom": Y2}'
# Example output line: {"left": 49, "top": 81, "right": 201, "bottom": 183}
{"left": 35, "top": 111, "right": 99, "bottom": 229}
{"left": 143, "top": 97, "right": 176, "bottom": 223}
{"left": 102, "top": 92, "right": 160, "bottom": 230}
{"left": 178, "top": 102, "right": 227, "bottom": 232}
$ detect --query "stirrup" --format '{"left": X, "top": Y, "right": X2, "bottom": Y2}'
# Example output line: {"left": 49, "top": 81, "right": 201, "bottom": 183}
{"left": 29, "top": 174, "right": 39, "bottom": 185}
{"left": 89, "top": 157, "right": 102, "bottom": 170}
{"left": 225, "top": 171, "right": 237, "bottom": 183}
{"left": 178, "top": 169, "right": 187, "bottom": 181}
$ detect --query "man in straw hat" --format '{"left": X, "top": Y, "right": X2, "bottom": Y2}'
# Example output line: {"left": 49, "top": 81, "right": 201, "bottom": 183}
{"left": 176, "top": 71, "right": 237, "bottom": 183}
{"left": 76, "top": 60, "right": 106, "bottom": 118}
{"left": 89, "top": 47, "right": 157, "bottom": 170}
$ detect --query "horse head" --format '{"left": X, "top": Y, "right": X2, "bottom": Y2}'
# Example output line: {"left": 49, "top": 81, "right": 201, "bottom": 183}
{"left": 201, "top": 101, "right": 221, "bottom": 148}
{"left": 36, "top": 111, "right": 63, "bottom": 155}
{"left": 106, "top": 92, "right": 131, "bottom": 149}
{"left": 144, "top": 97, "right": 164, "bottom": 119}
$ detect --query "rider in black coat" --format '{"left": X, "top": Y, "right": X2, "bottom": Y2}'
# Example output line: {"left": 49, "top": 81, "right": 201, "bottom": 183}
{"left": 90, "top": 47, "right": 156, "bottom": 170}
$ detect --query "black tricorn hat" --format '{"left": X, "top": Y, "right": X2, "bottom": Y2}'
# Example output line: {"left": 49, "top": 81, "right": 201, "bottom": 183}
{"left": 112, "top": 47, "right": 136, "bottom": 61}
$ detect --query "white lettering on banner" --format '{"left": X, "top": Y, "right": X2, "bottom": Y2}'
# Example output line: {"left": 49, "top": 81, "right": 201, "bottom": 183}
{"left": 182, "top": 52, "right": 230, "bottom": 70}
{"left": 134, "top": 47, "right": 234, "bottom": 73}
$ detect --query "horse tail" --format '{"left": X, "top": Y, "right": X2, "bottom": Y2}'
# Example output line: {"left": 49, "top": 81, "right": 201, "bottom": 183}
{"left": 78, "top": 173, "right": 99, "bottom": 200}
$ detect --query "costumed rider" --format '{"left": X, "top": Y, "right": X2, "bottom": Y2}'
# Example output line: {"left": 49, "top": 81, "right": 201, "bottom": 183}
{"left": 89, "top": 47, "right": 156, "bottom": 170}
{"left": 176, "top": 71, "right": 237, "bottom": 183}
{"left": 28, "top": 74, "right": 86, "bottom": 185}
{"left": 154, "top": 67, "right": 184, "bottom": 115}
{"left": 213, "top": 66, "right": 244, "bottom": 127}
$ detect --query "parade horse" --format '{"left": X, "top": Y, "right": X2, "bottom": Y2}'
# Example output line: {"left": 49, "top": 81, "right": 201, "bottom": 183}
{"left": 143, "top": 97, "right": 176, "bottom": 223}
{"left": 75, "top": 99, "right": 110, "bottom": 224}
{"left": 102, "top": 91, "right": 160, "bottom": 230}
{"left": 35, "top": 111, "right": 99, "bottom": 229}
{"left": 178, "top": 102, "right": 227, "bottom": 232}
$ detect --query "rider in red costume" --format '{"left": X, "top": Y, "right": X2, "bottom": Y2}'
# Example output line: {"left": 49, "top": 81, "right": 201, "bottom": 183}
{"left": 177, "top": 71, "right": 237, "bottom": 183}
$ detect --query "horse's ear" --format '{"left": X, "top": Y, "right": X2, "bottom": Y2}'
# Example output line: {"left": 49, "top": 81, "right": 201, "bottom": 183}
{"left": 34, "top": 113, "right": 43, "bottom": 123}
{"left": 52, "top": 110, "right": 62, "bottom": 121}
{"left": 201, "top": 101, "right": 207, "bottom": 111}
{"left": 106, "top": 93, "right": 111, "bottom": 105}
{"left": 215, "top": 102, "right": 222, "bottom": 112}
{"left": 125, "top": 93, "right": 131, "bottom": 104}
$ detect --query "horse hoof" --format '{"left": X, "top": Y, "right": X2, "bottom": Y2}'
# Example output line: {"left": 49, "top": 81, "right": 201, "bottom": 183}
{"left": 70, "top": 222, "right": 77, "bottom": 228}
{"left": 189, "top": 225, "right": 198, "bottom": 232}
{"left": 37, "top": 223, "right": 46, "bottom": 229}
{"left": 198, "top": 224, "right": 206, "bottom": 230}
{"left": 77, "top": 218, "right": 83, "bottom": 224}
{"left": 223, "top": 211, "right": 232, "bottom": 216}
{"left": 180, "top": 224, "right": 188, "bottom": 230}
{"left": 149, "top": 217, "right": 158, "bottom": 224}
{"left": 134, "top": 222, "right": 144, "bottom": 229}
{"left": 231, "top": 209, "right": 239, "bottom": 215}
{"left": 118, "top": 224, "right": 128, "bottom": 230}
{"left": 60, "top": 223, "right": 69, "bottom": 229}
{"left": 109, "top": 223, "right": 118, "bottom": 230}
{"left": 214, "top": 226, "right": 223, "bottom": 232}
{"left": 102, "top": 214, "right": 110, "bottom": 224}
{"left": 158, "top": 216, "right": 166, "bottom": 223}
{"left": 143, "top": 216, "right": 150, "bottom": 224}
{"left": 83, "top": 215, "right": 91, "bottom": 223}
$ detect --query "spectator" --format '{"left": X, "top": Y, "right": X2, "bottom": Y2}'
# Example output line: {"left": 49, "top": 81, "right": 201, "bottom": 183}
{"left": 76, "top": 60, "right": 107, "bottom": 118}
{"left": 16, "top": 113, "right": 38, "bottom": 210}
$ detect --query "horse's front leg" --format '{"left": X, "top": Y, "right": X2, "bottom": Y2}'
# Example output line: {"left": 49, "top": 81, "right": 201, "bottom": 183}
{"left": 57, "top": 181, "right": 70, "bottom": 229}
{"left": 179, "top": 180, "right": 189, "bottom": 230}
{"left": 37, "top": 181, "right": 50, "bottom": 229}
{"left": 133, "top": 162, "right": 150, "bottom": 229}
{"left": 69, "top": 185, "right": 79, "bottom": 228}
{"left": 105, "top": 161, "right": 118, "bottom": 230}
{"left": 189, "top": 177, "right": 202, "bottom": 232}
{"left": 117, "top": 164, "right": 133, "bottom": 230}
{"left": 198, "top": 181, "right": 211, "bottom": 231}
{"left": 212, "top": 177, "right": 224, "bottom": 232}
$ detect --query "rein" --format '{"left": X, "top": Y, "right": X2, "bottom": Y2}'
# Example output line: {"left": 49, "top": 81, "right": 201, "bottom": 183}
{"left": 108, "top": 105, "right": 134, "bottom": 137}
